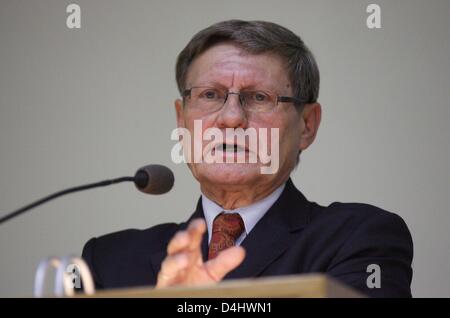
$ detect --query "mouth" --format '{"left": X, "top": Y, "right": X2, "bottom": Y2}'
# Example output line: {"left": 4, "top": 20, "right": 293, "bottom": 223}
{"left": 215, "top": 143, "right": 248, "bottom": 154}
{"left": 201, "top": 140, "right": 253, "bottom": 162}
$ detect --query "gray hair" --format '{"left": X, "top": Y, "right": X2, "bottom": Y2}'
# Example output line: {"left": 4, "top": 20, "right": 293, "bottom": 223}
{"left": 175, "top": 19, "right": 320, "bottom": 107}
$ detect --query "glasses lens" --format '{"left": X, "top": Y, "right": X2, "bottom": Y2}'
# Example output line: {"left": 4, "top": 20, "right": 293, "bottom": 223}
{"left": 186, "top": 87, "right": 278, "bottom": 113}
{"left": 189, "top": 87, "right": 225, "bottom": 112}
{"left": 242, "top": 91, "right": 276, "bottom": 112}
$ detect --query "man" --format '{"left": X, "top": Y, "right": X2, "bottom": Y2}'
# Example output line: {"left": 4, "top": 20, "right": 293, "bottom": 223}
{"left": 82, "top": 20, "right": 413, "bottom": 297}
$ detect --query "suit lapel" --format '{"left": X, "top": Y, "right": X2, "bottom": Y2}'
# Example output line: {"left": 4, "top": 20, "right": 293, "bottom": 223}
{"left": 225, "top": 179, "right": 311, "bottom": 279}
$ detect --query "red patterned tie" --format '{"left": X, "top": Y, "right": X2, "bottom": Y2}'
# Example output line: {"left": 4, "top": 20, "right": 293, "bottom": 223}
{"left": 208, "top": 213, "right": 245, "bottom": 260}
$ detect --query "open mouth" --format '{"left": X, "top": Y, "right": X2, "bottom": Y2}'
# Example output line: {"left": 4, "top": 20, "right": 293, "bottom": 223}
{"left": 215, "top": 143, "right": 248, "bottom": 153}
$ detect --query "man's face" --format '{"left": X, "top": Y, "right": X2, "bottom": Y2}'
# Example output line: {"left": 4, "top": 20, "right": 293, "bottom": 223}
{"left": 175, "top": 43, "right": 305, "bottom": 191}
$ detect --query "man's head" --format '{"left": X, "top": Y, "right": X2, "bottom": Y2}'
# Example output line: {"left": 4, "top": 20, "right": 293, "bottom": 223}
{"left": 174, "top": 20, "right": 322, "bottom": 205}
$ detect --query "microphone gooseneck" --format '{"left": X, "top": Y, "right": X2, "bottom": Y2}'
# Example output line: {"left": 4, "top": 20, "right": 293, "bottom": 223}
{"left": 0, "top": 164, "right": 174, "bottom": 225}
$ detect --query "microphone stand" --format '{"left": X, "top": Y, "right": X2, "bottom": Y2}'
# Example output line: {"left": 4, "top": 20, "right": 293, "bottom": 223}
{"left": 0, "top": 176, "right": 135, "bottom": 225}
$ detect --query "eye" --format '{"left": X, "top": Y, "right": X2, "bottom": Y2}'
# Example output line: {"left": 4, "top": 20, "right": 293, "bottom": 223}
{"left": 199, "top": 89, "right": 220, "bottom": 100}
{"left": 251, "top": 91, "right": 269, "bottom": 103}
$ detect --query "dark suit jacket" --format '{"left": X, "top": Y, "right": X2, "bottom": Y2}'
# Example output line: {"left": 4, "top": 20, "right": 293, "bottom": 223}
{"left": 82, "top": 178, "right": 413, "bottom": 297}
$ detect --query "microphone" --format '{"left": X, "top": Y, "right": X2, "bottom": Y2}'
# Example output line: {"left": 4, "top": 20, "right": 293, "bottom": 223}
{"left": 134, "top": 164, "right": 174, "bottom": 195}
{"left": 0, "top": 164, "right": 174, "bottom": 225}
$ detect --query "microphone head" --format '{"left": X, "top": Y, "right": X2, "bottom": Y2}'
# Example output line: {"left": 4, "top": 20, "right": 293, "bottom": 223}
{"left": 134, "top": 164, "right": 174, "bottom": 195}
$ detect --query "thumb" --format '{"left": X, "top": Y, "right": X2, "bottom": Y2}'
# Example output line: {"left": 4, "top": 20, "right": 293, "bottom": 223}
{"left": 204, "top": 246, "right": 246, "bottom": 282}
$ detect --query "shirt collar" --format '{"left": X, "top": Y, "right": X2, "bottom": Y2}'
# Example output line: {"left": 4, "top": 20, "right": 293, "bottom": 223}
{"left": 202, "top": 183, "right": 286, "bottom": 243}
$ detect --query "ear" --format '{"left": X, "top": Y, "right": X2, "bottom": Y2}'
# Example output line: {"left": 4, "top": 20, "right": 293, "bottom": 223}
{"left": 299, "top": 103, "right": 322, "bottom": 151}
{"left": 174, "top": 99, "right": 185, "bottom": 129}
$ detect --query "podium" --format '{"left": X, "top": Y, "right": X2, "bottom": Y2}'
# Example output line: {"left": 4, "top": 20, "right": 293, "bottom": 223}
{"left": 86, "top": 274, "right": 364, "bottom": 298}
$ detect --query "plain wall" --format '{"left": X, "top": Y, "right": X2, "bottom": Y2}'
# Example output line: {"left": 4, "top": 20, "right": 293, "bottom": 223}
{"left": 0, "top": 0, "right": 449, "bottom": 297}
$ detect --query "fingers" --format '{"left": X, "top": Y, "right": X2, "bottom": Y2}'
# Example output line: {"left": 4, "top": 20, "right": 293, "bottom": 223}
{"left": 166, "top": 219, "right": 206, "bottom": 255}
{"left": 166, "top": 231, "right": 190, "bottom": 255}
{"left": 205, "top": 246, "right": 246, "bottom": 282}
{"left": 157, "top": 219, "right": 206, "bottom": 288}
{"left": 186, "top": 219, "right": 206, "bottom": 252}
{"left": 156, "top": 253, "right": 189, "bottom": 288}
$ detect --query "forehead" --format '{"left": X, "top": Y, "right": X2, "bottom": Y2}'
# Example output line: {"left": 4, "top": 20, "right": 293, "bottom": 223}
{"left": 185, "top": 43, "right": 291, "bottom": 91}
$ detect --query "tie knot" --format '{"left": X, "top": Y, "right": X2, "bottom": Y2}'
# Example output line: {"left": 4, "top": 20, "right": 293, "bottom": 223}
{"left": 208, "top": 213, "right": 245, "bottom": 260}
{"left": 212, "top": 213, "right": 245, "bottom": 239}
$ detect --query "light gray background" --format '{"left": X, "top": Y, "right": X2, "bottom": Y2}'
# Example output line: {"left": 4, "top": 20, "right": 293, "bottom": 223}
{"left": 0, "top": 0, "right": 449, "bottom": 297}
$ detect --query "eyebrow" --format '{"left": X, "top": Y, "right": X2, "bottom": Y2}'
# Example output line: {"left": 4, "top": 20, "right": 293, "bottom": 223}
{"left": 191, "top": 81, "right": 229, "bottom": 89}
{"left": 189, "top": 81, "right": 283, "bottom": 94}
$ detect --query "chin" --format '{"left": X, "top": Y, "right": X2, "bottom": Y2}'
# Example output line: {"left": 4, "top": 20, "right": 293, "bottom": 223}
{"left": 193, "top": 163, "right": 264, "bottom": 186}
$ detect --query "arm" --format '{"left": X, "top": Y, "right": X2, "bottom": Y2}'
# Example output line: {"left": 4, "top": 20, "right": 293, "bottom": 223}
{"left": 81, "top": 237, "right": 104, "bottom": 290}
{"left": 327, "top": 212, "right": 413, "bottom": 297}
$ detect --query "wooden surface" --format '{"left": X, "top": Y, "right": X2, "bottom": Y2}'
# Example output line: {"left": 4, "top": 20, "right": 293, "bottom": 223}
{"left": 84, "top": 274, "right": 364, "bottom": 298}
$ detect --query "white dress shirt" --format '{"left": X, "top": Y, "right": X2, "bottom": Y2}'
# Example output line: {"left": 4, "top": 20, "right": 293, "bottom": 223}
{"left": 202, "top": 183, "right": 286, "bottom": 245}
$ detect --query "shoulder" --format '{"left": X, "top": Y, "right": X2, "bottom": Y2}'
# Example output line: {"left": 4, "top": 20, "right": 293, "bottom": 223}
{"left": 286, "top": 180, "right": 410, "bottom": 238}
{"left": 97, "top": 223, "right": 179, "bottom": 246}
{"left": 83, "top": 222, "right": 180, "bottom": 256}
{"left": 81, "top": 223, "right": 181, "bottom": 274}
{"left": 304, "top": 200, "right": 413, "bottom": 260}
{"left": 308, "top": 201, "right": 414, "bottom": 269}
{"left": 310, "top": 201, "right": 411, "bottom": 235}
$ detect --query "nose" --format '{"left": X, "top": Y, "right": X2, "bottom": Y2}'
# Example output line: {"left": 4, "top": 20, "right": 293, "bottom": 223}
{"left": 215, "top": 92, "right": 248, "bottom": 129}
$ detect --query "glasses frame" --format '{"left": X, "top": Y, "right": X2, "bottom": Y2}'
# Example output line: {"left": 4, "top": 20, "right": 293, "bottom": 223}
{"left": 182, "top": 86, "right": 304, "bottom": 113}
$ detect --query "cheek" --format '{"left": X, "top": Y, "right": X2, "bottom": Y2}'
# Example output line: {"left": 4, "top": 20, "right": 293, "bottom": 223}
{"left": 183, "top": 114, "right": 218, "bottom": 161}
{"left": 264, "top": 115, "right": 301, "bottom": 158}
{"left": 184, "top": 108, "right": 216, "bottom": 129}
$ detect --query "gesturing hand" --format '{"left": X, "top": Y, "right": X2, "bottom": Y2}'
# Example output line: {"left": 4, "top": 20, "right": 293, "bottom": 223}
{"left": 156, "top": 218, "right": 246, "bottom": 288}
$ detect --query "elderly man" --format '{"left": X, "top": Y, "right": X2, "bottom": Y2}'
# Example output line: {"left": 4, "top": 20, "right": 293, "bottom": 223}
{"left": 82, "top": 20, "right": 413, "bottom": 297}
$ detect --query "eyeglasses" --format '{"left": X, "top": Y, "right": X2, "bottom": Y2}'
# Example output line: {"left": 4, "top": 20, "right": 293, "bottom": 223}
{"left": 182, "top": 86, "right": 304, "bottom": 113}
